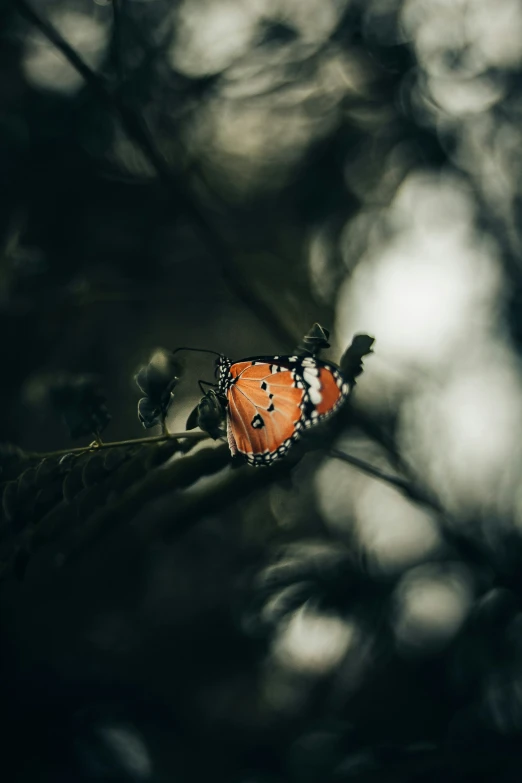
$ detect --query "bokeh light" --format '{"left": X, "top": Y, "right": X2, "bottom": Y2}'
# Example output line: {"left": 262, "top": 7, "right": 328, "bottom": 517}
{"left": 5, "top": 0, "right": 522, "bottom": 778}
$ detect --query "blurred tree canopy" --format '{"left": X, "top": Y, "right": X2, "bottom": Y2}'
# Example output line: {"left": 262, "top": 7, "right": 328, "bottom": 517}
{"left": 2, "top": 0, "right": 522, "bottom": 780}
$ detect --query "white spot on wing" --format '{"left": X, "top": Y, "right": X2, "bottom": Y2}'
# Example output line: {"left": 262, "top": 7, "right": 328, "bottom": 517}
{"left": 303, "top": 367, "right": 322, "bottom": 405}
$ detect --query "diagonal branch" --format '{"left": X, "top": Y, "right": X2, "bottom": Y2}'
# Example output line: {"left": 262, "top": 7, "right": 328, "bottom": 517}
{"left": 329, "top": 448, "right": 444, "bottom": 514}
{"left": 329, "top": 445, "right": 494, "bottom": 572}
{"left": 13, "top": 0, "right": 297, "bottom": 347}
{"left": 110, "top": 0, "right": 125, "bottom": 84}
{"left": 29, "top": 430, "right": 208, "bottom": 460}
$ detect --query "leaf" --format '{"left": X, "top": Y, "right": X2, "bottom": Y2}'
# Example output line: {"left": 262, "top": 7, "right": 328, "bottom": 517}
{"left": 58, "top": 453, "right": 76, "bottom": 470}
{"left": 186, "top": 403, "right": 200, "bottom": 431}
{"left": 0, "top": 435, "right": 199, "bottom": 582}
{"left": 2, "top": 481, "right": 19, "bottom": 524}
{"left": 144, "top": 440, "right": 181, "bottom": 469}
{"left": 189, "top": 389, "right": 226, "bottom": 440}
{"left": 295, "top": 322, "right": 331, "bottom": 357}
{"left": 108, "top": 452, "right": 149, "bottom": 494}
{"left": 340, "top": 334, "right": 375, "bottom": 384}
{"left": 35, "top": 458, "right": 59, "bottom": 487}
{"left": 134, "top": 366, "right": 150, "bottom": 396}
{"left": 63, "top": 462, "right": 86, "bottom": 503}
{"left": 103, "top": 447, "right": 127, "bottom": 471}
{"left": 8, "top": 468, "right": 38, "bottom": 530}
{"left": 81, "top": 453, "right": 107, "bottom": 487}
{"left": 77, "top": 485, "right": 110, "bottom": 521}
{"left": 34, "top": 481, "right": 65, "bottom": 515}
{"left": 137, "top": 396, "right": 161, "bottom": 429}
{"left": 134, "top": 348, "right": 182, "bottom": 429}
{"left": 18, "top": 466, "right": 37, "bottom": 494}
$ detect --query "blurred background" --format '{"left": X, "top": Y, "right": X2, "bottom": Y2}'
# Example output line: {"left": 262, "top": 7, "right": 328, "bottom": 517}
{"left": 2, "top": 0, "right": 522, "bottom": 780}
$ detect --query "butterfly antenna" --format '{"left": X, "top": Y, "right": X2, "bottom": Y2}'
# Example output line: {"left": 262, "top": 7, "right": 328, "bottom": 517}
{"left": 171, "top": 347, "right": 222, "bottom": 358}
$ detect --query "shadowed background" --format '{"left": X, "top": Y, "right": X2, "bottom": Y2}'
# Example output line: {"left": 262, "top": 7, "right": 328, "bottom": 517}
{"left": 2, "top": 0, "right": 522, "bottom": 780}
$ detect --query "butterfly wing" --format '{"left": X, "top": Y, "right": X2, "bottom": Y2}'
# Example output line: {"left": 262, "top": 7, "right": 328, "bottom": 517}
{"left": 298, "top": 355, "right": 350, "bottom": 427}
{"left": 219, "top": 356, "right": 349, "bottom": 466}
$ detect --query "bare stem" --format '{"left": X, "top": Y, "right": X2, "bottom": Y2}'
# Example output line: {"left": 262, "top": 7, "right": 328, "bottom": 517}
{"left": 111, "top": 0, "right": 125, "bottom": 84}
{"left": 329, "top": 448, "right": 444, "bottom": 514}
{"left": 30, "top": 430, "right": 209, "bottom": 460}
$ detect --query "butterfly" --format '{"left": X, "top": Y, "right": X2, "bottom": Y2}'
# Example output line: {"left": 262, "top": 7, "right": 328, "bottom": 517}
{"left": 206, "top": 353, "right": 350, "bottom": 466}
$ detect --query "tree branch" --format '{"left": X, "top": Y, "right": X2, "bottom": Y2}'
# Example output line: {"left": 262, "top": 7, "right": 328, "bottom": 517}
{"left": 111, "top": 0, "right": 126, "bottom": 84}
{"left": 30, "top": 430, "right": 209, "bottom": 460}
{"left": 329, "top": 448, "right": 444, "bottom": 514}
{"left": 13, "top": 0, "right": 297, "bottom": 347}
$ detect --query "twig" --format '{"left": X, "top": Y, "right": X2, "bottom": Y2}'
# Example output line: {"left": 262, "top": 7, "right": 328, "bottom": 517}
{"left": 29, "top": 430, "right": 209, "bottom": 460}
{"left": 111, "top": 0, "right": 125, "bottom": 84}
{"left": 13, "top": 0, "right": 297, "bottom": 348}
{"left": 329, "top": 448, "right": 443, "bottom": 513}
{"left": 329, "top": 446, "right": 495, "bottom": 572}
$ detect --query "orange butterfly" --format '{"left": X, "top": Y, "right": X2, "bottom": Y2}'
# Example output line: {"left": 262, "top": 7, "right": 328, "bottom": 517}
{"left": 212, "top": 354, "right": 350, "bottom": 466}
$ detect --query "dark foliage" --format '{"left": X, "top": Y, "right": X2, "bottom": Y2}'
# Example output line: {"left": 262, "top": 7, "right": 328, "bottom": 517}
{"left": 135, "top": 348, "right": 182, "bottom": 429}
{"left": 295, "top": 323, "right": 331, "bottom": 357}
{"left": 0, "top": 0, "right": 521, "bottom": 781}
{"left": 340, "top": 335, "right": 375, "bottom": 386}
{"left": 186, "top": 387, "right": 226, "bottom": 439}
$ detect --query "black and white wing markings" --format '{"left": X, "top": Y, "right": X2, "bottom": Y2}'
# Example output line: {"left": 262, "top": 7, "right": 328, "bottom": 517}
{"left": 222, "top": 359, "right": 308, "bottom": 465}
{"left": 216, "top": 355, "right": 350, "bottom": 465}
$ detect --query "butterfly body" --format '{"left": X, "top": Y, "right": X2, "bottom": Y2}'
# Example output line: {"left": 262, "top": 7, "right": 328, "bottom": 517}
{"left": 215, "top": 354, "right": 350, "bottom": 466}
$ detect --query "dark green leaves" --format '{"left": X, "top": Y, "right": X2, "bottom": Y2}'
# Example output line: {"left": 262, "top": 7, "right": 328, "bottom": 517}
{"left": 340, "top": 334, "right": 375, "bottom": 385}
{"left": 0, "top": 438, "right": 187, "bottom": 580}
{"left": 135, "top": 348, "right": 182, "bottom": 429}
{"left": 2, "top": 458, "right": 62, "bottom": 530}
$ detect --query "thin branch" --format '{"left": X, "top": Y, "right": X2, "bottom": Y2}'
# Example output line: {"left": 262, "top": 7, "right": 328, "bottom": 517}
{"left": 329, "top": 446, "right": 495, "bottom": 572}
{"left": 329, "top": 448, "right": 444, "bottom": 514}
{"left": 13, "top": 0, "right": 297, "bottom": 348}
{"left": 111, "top": 0, "right": 126, "bottom": 84}
{"left": 29, "top": 430, "right": 209, "bottom": 460}
{"left": 350, "top": 408, "right": 409, "bottom": 477}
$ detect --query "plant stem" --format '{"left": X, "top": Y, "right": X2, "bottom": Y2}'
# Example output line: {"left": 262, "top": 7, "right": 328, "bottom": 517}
{"left": 111, "top": 0, "right": 125, "bottom": 84}
{"left": 30, "top": 430, "right": 209, "bottom": 460}
{"left": 329, "top": 448, "right": 443, "bottom": 513}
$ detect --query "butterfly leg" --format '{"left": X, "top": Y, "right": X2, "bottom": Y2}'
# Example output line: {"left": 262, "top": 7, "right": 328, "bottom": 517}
{"left": 198, "top": 379, "right": 216, "bottom": 395}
